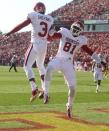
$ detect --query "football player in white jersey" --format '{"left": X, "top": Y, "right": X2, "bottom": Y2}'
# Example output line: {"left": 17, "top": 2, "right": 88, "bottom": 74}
{"left": 43, "top": 21, "right": 106, "bottom": 118}
{"left": 92, "top": 60, "right": 103, "bottom": 93}
{"left": 4, "top": 2, "right": 54, "bottom": 102}
{"left": 98, "top": 53, "right": 108, "bottom": 78}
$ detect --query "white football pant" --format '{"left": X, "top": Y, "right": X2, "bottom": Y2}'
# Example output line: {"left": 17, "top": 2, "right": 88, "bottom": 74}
{"left": 44, "top": 57, "right": 76, "bottom": 107}
{"left": 24, "top": 42, "right": 47, "bottom": 89}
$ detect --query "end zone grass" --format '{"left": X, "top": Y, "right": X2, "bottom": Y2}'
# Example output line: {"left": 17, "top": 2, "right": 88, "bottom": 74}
{"left": 0, "top": 66, "right": 109, "bottom": 130}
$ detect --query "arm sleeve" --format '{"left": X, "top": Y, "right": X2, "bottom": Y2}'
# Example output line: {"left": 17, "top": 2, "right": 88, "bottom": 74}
{"left": 82, "top": 45, "right": 101, "bottom": 63}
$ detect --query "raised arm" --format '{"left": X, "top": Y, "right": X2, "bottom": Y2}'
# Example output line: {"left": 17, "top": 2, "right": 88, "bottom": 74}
{"left": 82, "top": 45, "right": 106, "bottom": 68}
{"left": 5, "top": 18, "right": 31, "bottom": 36}
{"left": 81, "top": 45, "right": 100, "bottom": 62}
{"left": 81, "top": 45, "right": 93, "bottom": 55}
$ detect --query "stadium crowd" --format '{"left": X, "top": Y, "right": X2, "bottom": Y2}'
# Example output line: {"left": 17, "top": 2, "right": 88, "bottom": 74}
{"left": 0, "top": 32, "right": 30, "bottom": 66}
{"left": 0, "top": 31, "right": 109, "bottom": 70}
{"left": 0, "top": 0, "right": 109, "bottom": 71}
{"left": 51, "top": 0, "right": 109, "bottom": 23}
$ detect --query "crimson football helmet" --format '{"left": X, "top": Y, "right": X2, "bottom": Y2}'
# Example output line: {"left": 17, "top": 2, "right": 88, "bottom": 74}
{"left": 34, "top": 2, "right": 46, "bottom": 14}
{"left": 70, "top": 21, "right": 84, "bottom": 37}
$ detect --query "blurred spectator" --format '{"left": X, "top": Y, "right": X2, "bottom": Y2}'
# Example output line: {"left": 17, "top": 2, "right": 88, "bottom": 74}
{"left": 9, "top": 55, "right": 18, "bottom": 72}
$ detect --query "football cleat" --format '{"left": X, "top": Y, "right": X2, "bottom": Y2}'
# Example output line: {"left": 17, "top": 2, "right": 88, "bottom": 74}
{"left": 30, "top": 89, "right": 38, "bottom": 102}
{"left": 66, "top": 103, "right": 72, "bottom": 118}
{"left": 96, "top": 89, "right": 99, "bottom": 93}
{"left": 44, "top": 94, "right": 49, "bottom": 104}
{"left": 38, "top": 92, "right": 44, "bottom": 99}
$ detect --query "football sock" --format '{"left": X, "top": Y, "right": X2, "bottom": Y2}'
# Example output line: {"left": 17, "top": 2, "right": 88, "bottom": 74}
{"left": 41, "top": 75, "right": 45, "bottom": 90}
{"left": 29, "top": 78, "right": 37, "bottom": 91}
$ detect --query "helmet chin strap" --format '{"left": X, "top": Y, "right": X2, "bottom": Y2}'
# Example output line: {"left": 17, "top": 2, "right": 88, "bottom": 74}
{"left": 73, "top": 34, "right": 78, "bottom": 37}
{"left": 72, "top": 31, "right": 79, "bottom": 37}
{"left": 70, "top": 28, "right": 80, "bottom": 37}
{"left": 39, "top": 11, "right": 45, "bottom": 14}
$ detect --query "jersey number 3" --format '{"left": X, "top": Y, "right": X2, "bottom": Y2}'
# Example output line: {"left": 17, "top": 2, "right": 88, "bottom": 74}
{"left": 38, "top": 21, "right": 48, "bottom": 37}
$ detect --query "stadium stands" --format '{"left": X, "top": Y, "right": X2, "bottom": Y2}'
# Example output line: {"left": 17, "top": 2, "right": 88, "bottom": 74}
{"left": 0, "top": 0, "right": 109, "bottom": 68}
{"left": 0, "top": 31, "right": 109, "bottom": 68}
{"left": 51, "top": 0, "right": 109, "bottom": 22}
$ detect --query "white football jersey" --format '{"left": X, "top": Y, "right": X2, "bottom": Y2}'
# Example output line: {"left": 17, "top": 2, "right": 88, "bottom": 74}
{"left": 94, "top": 63, "right": 102, "bottom": 73}
{"left": 28, "top": 12, "right": 54, "bottom": 42}
{"left": 56, "top": 28, "right": 88, "bottom": 61}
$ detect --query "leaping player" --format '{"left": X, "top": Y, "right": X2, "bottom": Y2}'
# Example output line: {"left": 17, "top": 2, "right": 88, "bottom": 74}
{"left": 3, "top": 2, "right": 54, "bottom": 102}
{"left": 43, "top": 20, "right": 106, "bottom": 118}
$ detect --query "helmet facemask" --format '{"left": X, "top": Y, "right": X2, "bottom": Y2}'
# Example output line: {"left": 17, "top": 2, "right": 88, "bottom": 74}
{"left": 70, "top": 22, "right": 83, "bottom": 37}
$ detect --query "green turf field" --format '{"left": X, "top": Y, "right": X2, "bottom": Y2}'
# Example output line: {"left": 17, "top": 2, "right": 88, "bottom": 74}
{"left": 0, "top": 66, "right": 109, "bottom": 131}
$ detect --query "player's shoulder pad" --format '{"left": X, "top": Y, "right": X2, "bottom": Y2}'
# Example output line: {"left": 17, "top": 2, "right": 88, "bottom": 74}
{"left": 28, "top": 11, "right": 38, "bottom": 19}
{"left": 59, "top": 27, "right": 69, "bottom": 35}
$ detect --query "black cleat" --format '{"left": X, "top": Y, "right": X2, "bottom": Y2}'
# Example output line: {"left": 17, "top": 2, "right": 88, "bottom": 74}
{"left": 66, "top": 103, "right": 72, "bottom": 118}
{"left": 44, "top": 94, "right": 49, "bottom": 104}
{"left": 38, "top": 92, "right": 44, "bottom": 99}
